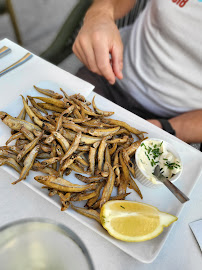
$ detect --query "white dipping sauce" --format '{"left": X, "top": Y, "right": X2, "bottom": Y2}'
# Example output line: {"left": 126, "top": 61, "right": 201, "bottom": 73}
{"left": 137, "top": 140, "right": 181, "bottom": 184}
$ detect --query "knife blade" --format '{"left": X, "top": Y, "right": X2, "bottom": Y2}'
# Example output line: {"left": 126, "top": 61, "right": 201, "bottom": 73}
{"left": 189, "top": 219, "right": 202, "bottom": 252}
{"left": 153, "top": 165, "right": 190, "bottom": 203}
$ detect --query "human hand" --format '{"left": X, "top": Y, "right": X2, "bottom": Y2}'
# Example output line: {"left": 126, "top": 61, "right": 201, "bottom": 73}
{"left": 72, "top": 10, "right": 123, "bottom": 84}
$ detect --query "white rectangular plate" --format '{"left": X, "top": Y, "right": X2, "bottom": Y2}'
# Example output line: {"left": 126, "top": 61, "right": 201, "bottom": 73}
{"left": 1, "top": 81, "right": 202, "bottom": 263}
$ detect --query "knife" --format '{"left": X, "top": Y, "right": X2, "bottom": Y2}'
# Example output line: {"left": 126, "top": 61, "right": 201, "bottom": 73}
{"left": 0, "top": 52, "right": 33, "bottom": 77}
{"left": 189, "top": 220, "right": 202, "bottom": 252}
{"left": 153, "top": 165, "right": 190, "bottom": 203}
{"left": 0, "top": 46, "right": 11, "bottom": 58}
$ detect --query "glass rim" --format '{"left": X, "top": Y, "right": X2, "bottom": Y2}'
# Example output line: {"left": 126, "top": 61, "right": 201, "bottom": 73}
{"left": 0, "top": 217, "right": 94, "bottom": 270}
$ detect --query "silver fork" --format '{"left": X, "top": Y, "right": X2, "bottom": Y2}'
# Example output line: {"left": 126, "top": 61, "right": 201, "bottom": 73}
{"left": 0, "top": 52, "right": 33, "bottom": 77}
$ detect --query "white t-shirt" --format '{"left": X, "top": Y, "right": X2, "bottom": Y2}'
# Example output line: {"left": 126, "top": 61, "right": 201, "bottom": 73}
{"left": 117, "top": 0, "right": 202, "bottom": 117}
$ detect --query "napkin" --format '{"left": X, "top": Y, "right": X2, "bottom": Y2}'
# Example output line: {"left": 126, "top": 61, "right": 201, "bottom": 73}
{"left": 189, "top": 220, "right": 202, "bottom": 252}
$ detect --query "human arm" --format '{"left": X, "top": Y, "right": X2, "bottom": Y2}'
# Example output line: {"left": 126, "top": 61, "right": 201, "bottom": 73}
{"left": 148, "top": 109, "right": 202, "bottom": 143}
{"left": 72, "top": 0, "right": 136, "bottom": 84}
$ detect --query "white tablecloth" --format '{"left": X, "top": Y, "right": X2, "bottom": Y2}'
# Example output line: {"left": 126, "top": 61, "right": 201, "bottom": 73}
{"left": 0, "top": 39, "right": 201, "bottom": 270}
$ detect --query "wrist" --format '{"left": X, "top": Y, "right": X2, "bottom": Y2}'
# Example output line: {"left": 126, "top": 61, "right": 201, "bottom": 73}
{"left": 148, "top": 119, "right": 162, "bottom": 128}
{"left": 158, "top": 119, "right": 176, "bottom": 136}
{"left": 84, "top": 1, "right": 115, "bottom": 23}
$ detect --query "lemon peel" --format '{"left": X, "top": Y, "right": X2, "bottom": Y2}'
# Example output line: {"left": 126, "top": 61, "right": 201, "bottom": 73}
{"left": 100, "top": 200, "right": 177, "bottom": 242}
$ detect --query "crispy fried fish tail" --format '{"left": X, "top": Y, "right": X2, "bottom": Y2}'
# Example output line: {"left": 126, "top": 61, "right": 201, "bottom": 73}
{"left": 70, "top": 203, "right": 101, "bottom": 223}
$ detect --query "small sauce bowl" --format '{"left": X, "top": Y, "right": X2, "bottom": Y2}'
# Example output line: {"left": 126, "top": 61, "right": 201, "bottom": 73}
{"left": 135, "top": 138, "right": 182, "bottom": 189}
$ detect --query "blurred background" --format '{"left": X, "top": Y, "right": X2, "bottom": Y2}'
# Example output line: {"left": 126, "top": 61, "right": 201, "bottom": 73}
{"left": 0, "top": 0, "right": 83, "bottom": 74}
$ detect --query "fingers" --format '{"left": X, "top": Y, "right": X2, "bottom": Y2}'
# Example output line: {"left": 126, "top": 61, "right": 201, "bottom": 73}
{"left": 72, "top": 25, "right": 123, "bottom": 84}
{"left": 73, "top": 38, "right": 102, "bottom": 76}
{"left": 80, "top": 40, "right": 102, "bottom": 76}
{"left": 72, "top": 42, "right": 87, "bottom": 67}
{"left": 93, "top": 38, "right": 116, "bottom": 84}
{"left": 73, "top": 37, "right": 115, "bottom": 82}
{"left": 111, "top": 43, "right": 123, "bottom": 80}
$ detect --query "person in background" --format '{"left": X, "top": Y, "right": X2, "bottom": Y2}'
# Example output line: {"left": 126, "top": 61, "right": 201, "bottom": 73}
{"left": 73, "top": 0, "right": 202, "bottom": 144}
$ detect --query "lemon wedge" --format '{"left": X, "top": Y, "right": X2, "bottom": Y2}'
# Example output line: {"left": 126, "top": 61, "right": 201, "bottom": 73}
{"left": 100, "top": 201, "right": 177, "bottom": 242}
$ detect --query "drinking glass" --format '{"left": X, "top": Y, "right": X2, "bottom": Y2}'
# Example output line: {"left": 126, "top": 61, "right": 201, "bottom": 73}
{"left": 0, "top": 218, "right": 94, "bottom": 270}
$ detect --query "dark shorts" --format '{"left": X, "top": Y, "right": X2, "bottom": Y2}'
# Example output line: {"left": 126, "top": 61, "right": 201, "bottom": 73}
{"left": 76, "top": 66, "right": 160, "bottom": 120}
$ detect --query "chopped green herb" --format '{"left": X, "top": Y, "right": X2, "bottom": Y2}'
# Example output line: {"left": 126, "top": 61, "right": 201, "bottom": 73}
{"left": 145, "top": 152, "right": 150, "bottom": 160}
{"left": 151, "top": 159, "right": 156, "bottom": 167}
{"left": 151, "top": 147, "right": 162, "bottom": 159}
{"left": 148, "top": 147, "right": 152, "bottom": 154}
{"left": 120, "top": 205, "right": 125, "bottom": 209}
{"left": 141, "top": 143, "right": 147, "bottom": 149}
{"left": 164, "top": 161, "right": 181, "bottom": 170}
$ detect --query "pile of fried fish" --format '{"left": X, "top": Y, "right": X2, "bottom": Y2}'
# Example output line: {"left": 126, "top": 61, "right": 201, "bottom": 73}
{"left": 0, "top": 85, "right": 147, "bottom": 223}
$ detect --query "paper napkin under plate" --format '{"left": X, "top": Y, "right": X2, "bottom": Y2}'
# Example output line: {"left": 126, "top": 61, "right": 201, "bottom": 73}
{"left": 189, "top": 219, "right": 202, "bottom": 252}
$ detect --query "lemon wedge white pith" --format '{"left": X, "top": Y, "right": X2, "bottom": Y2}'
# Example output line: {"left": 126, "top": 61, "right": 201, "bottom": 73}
{"left": 100, "top": 201, "right": 178, "bottom": 242}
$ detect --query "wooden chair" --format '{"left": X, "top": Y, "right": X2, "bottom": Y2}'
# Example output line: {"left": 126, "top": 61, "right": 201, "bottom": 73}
{"left": 0, "top": 0, "right": 22, "bottom": 44}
